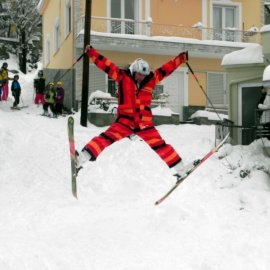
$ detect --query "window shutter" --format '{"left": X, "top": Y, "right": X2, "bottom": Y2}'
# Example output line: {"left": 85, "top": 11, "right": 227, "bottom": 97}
{"left": 207, "top": 72, "right": 226, "bottom": 106}
{"left": 89, "top": 65, "right": 106, "bottom": 94}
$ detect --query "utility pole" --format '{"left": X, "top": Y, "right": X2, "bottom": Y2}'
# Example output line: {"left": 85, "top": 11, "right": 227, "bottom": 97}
{"left": 80, "top": 0, "right": 92, "bottom": 127}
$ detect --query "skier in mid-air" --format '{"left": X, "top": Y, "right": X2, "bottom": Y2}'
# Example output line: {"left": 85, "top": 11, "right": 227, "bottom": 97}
{"left": 76, "top": 45, "right": 188, "bottom": 177}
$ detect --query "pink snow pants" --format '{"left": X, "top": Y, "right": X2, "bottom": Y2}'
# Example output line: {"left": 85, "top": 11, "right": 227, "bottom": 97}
{"left": 1, "top": 83, "right": 8, "bottom": 100}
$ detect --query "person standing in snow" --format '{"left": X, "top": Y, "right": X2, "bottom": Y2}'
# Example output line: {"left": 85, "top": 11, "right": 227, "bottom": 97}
{"left": 76, "top": 45, "right": 188, "bottom": 177}
{"left": 257, "top": 86, "right": 267, "bottom": 119}
{"left": 1, "top": 62, "right": 11, "bottom": 101}
{"left": 258, "top": 86, "right": 270, "bottom": 139}
{"left": 11, "top": 75, "right": 21, "bottom": 108}
{"left": 0, "top": 68, "right": 3, "bottom": 102}
{"left": 43, "top": 82, "right": 56, "bottom": 117}
{"left": 55, "top": 81, "right": 65, "bottom": 115}
{"left": 34, "top": 70, "right": 46, "bottom": 106}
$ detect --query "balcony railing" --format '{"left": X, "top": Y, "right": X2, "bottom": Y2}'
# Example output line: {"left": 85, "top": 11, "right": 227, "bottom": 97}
{"left": 76, "top": 16, "right": 261, "bottom": 44}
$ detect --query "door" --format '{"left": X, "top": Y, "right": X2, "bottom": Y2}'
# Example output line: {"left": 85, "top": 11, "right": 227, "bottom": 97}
{"left": 162, "top": 69, "right": 187, "bottom": 121}
{"left": 239, "top": 85, "right": 261, "bottom": 145}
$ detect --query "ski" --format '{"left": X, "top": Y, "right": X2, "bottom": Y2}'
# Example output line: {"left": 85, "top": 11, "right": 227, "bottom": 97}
{"left": 67, "top": 116, "right": 77, "bottom": 198}
{"left": 155, "top": 132, "right": 230, "bottom": 205}
{"left": 40, "top": 113, "right": 58, "bottom": 118}
{"left": 10, "top": 105, "right": 28, "bottom": 110}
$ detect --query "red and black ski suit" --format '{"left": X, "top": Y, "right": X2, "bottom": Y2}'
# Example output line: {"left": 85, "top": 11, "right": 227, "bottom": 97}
{"left": 84, "top": 46, "right": 186, "bottom": 168}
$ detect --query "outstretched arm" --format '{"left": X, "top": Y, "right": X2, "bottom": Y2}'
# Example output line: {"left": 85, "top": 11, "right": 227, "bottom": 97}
{"left": 86, "top": 46, "right": 123, "bottom": 82}
{"left": 154, "top": 51, "right": 188, "bottom": 84}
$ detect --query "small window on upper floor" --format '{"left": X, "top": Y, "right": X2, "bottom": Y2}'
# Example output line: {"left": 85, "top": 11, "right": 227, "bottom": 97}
{"left": 65, "top": 0, "right": 72, "bottom": 37}
{"left": 212, "top": 3, "right": 240, "bottom": 42}
{"left": 54, "top": 18, "right": 60, "bottom": 53}
{"left": 45, "top": 36, "right": 50, "bottom": 66}
{"left": 110, "top": 0, "right": 138, "bottom": 34}
{"left": 265, "top": 2, "right": 270, "bottom": 25}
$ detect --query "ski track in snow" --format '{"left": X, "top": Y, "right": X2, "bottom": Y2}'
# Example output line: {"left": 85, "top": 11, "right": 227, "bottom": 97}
{"left": 1, "top": 68, "right": 270, "bottom": 269}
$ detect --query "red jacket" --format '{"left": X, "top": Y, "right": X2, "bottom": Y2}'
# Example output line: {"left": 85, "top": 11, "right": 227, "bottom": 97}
{"left": 87, "top": 47, "right": 186, "bottom": 129}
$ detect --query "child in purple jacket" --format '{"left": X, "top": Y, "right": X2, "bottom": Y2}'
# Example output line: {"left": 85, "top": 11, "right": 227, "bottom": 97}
{"left": 55, "top": 81, "right": 65, "bottom": 115}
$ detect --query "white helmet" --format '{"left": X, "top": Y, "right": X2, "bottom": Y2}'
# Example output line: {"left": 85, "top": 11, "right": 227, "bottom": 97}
{"left": 129, "top": 58, "right": 150, "bottom": 75}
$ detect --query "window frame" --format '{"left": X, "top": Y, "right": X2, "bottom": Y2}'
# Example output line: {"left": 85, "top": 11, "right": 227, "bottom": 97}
{"left": 44, "top": 34, "right": 51, "bottom": 66}
{"left": 211, "top": 1, "right": 241, "bottom": 42}
{"left": 54, "top": 17, "right": 60, "bottom": 54}
{"left": 65, "top": 0, "right": 72, "bottom": 37}
{"left": 107, "top": 0, "right": 140, "bottom": 34}
{"left": 265, "top": 2, "right": 270, "bottom": 25}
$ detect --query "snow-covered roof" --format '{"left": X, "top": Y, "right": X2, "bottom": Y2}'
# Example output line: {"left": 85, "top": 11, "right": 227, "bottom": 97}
{"left": 260, "top": 25, "right": 270, "bottom": 33}
{"left": 79, "top": 30, "right": 257, "bottom": 59}
{"left": 263, "top": 65, "right": 270, "bottom": 80}
{"left": 263, "top": 65, "right": 270, "bottom": 87}
{"left": 221, "top": 44, "right": 263, "bottom": 66}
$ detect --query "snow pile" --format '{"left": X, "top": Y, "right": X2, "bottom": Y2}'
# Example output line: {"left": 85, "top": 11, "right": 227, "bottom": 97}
{"left": 190, "top": 109, "right": 228, "bottom": 121}
{"left": 1, "top": 58, "right": 270, "bottom": 270}
{"left": 89, "top": 89, "right": 113, "bottom": 103}
{"left": 151, "top": 105, "right": 175, "bottom": 116}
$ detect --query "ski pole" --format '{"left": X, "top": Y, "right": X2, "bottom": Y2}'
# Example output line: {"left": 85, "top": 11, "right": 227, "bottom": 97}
{"left": 56, "top": 52, "right": 86, "bottom": 82}
{"left": 21, "top": 96, "right": 25, "bottom": 106}
{"left": 71, "top": 52, "right": 86, "bottom": 68}
{"left": 186, "top": 61, "right": 223, "bottom": 122}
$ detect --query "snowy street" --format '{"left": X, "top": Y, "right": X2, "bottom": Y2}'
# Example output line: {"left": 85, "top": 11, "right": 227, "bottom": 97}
{"left": 1, "top": 66, "right": 270, "bottom": 269}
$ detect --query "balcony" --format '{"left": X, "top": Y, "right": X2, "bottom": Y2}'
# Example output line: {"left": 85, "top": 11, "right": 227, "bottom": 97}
{"left": 76, "top": 16, "right": 261, "bottom": 44}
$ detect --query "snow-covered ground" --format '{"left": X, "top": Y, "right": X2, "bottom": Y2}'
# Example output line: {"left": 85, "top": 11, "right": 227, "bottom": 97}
{"left": 1, "top": 59, "right": 270, "bottom": 270}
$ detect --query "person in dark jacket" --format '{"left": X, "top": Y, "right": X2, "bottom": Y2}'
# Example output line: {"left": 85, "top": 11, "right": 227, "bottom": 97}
{"left": 11, "top": 75, "right": 21, "bottom": 108}
{"left": 34, "top": 70, "right": 46, "bottom": 105}
{"left": 75, "top": 45, "right": 188, "bottom": 177}
{"left": 55, "top": 81, "right": 65, "bottom": 115}
{"left": 257, "top": 86, "right": 267, "bottom": 118}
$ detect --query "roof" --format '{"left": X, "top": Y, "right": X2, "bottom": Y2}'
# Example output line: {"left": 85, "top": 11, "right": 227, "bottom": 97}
{"left": 221, "top": 44, "right": 264, "bottom": 66}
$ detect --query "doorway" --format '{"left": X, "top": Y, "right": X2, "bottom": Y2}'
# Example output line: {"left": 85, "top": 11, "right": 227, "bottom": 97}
{"left": 238, "top": 84, "right": 262, "bottom": 144}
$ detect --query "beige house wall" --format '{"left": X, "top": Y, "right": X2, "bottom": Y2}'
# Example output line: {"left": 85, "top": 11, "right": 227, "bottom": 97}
{"left": 237, "top": 0, "right": 262, "bottom": 30}
{"left": 151, "top": 0, "right": 202, "bottom": 27}
{"left": 41, "top": 0, "right": 74, "bottom": 69}
{"left": 38, "top": 0, "right": 263, "bottom": 115}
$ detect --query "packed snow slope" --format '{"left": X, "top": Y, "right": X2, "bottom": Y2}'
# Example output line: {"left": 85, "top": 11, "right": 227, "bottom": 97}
{"left": 1, "top": 65, "right": 270, "bottom": 270}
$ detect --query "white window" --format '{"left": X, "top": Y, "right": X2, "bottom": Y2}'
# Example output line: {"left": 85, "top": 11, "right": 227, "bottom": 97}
{"left": 65, "top": 0, "right": 71, "bottom": 37}
{"left": 54, "top": 18, "right": 60, "bottom": 53}
{"left": 45, "top": 35, "right": 50, "bottom": 66}
{"left": 212, "top": 3, "right": 240, "bottom": 42}
{"left": 109, "top": 0, "right": 138, "bottom": 34}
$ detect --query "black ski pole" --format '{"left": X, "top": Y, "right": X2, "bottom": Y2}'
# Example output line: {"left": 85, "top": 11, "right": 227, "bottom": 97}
{"left": 56, "top": 52, "right": 86, "bottom": 82}
{"left": 186, "top": 61, "right": 223, "bottom": 122}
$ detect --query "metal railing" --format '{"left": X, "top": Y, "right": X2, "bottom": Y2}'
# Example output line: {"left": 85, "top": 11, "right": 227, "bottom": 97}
{"left": 215, "top": 109, "right": 270, "bottom": 146}
{"left": 76, "top": 16, "right": 261, "bottom": 44}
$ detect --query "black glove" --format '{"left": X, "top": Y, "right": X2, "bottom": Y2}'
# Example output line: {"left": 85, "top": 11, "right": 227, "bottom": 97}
{"left": 179, "top": 51, "right": 188, "bottom": 62}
